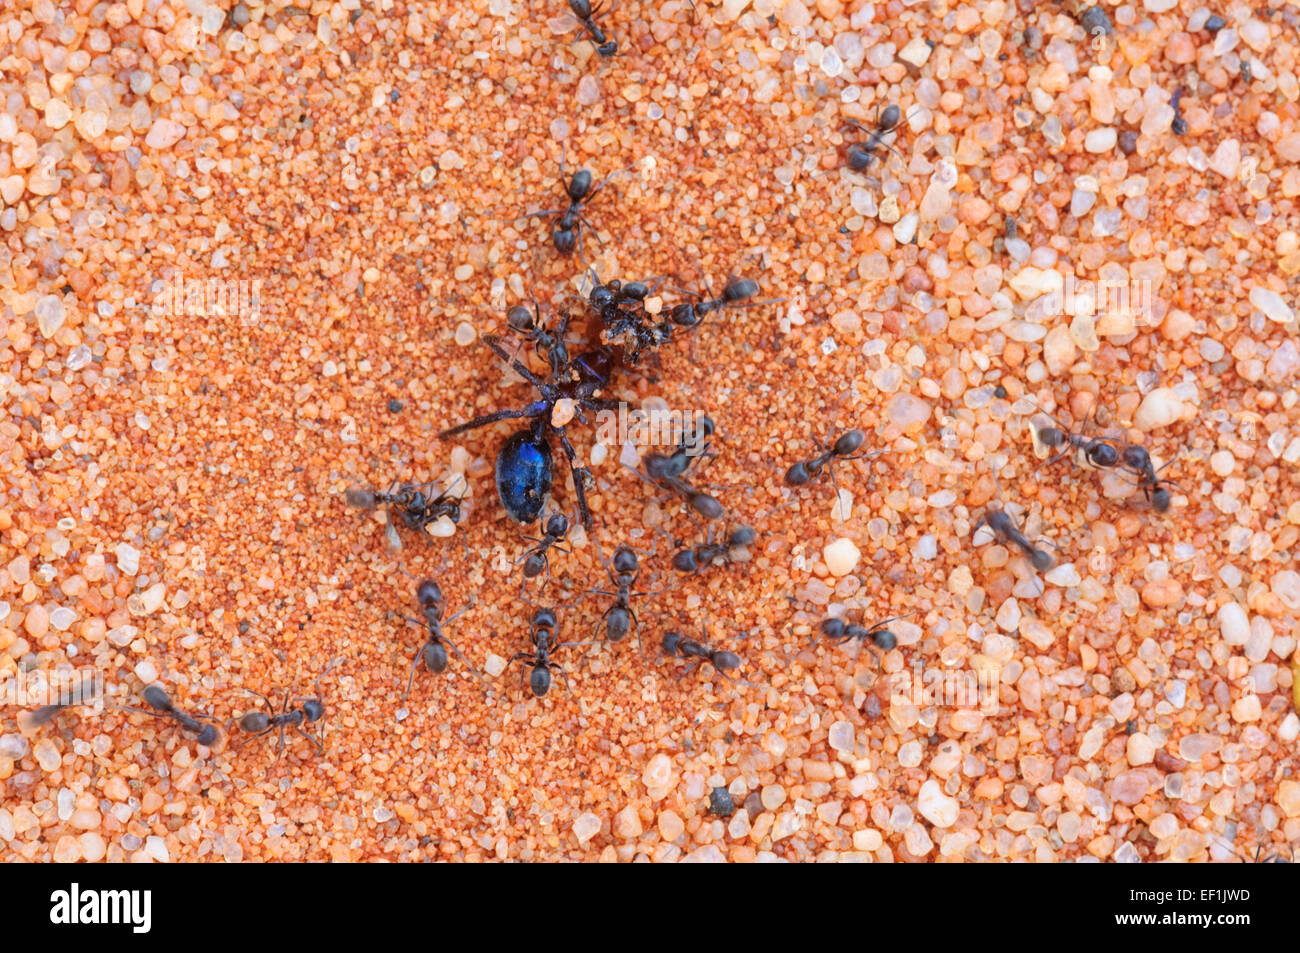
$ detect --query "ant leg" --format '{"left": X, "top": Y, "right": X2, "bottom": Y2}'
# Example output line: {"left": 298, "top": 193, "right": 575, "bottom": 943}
{"left": 552, "top": 663, "right": 572, "bottom": 694}
{"left": 405, "top": 646, "right": 428, "bottom": 698}
{"left": 440, "top": 634, "right": 483, "bottom": 680}
{"left": 674, "top": 661, "right": 702, "bottom": 681}
{"left": 295, "top": 723, "right": 324, "bottom": 754}
{"left": 440, "top": 407, "right": 529, "bottom": 438}
{"left": 553, "top": 427, "right": 594, "bottom": 530}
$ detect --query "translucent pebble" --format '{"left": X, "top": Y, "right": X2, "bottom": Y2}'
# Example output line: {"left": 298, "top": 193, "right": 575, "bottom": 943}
{"left": 35, "top": 295, "right": 65, "bottom": 338}
{"left": 115, "top": 543, "right": 141, "bottom": 575}
{"left": 572, "top": 812, "right": 601, "bottom": 844}
{"left": 820, "top": 47, "right": 843, "bottom": 78}
{"left": 34, "top": 739, "right": 61, "bottom": 772}
{"left": 828, "top": 721, "right": 855, "bottom": 754}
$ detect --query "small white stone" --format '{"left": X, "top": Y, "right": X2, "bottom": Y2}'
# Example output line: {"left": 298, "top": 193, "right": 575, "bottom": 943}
{"left": 1133, "top": 387, "right": 1183, "bottom": 431}
{"left": 917, "top": 779, "right": 959, "bottom": 828}
{"left": 1250, "top": 286, "right": 1294, "bottom": 324}
{"left": 145, "top": 118, "right": 186, "bottom": 150}
{"left": 1085, "top": 127, "right": 1117, "bottom": 153}
{"left": 134, "top": 660, "right": 158, "bottom": 683}
{"left": 115, "top": 543, "right": 141, "bottom": 575}
{"left": 1044, "top": 563, "right": 1081, "bottom": 587}
{"left": 899, "top": 37, "right": 933, "bottom": 66}
{"left": 1217, "top": 602, "right": 1250, "bottom": 646}
{"left": 551, "top": 398, "right": 576, "bottom": 427}
{"left": 572, "top": 812, "right": 601, "bottom": 844}
{"left": 823, "top": 538, "right": 861, "bottom": 576}
{"left": 425, "top": 516, "right": 457, "bottom": 538}
{"left": 995, "top": 597, "right": 1022, "bottom": 633}
{"left": 484, "top": 653, "right": 506, "bottom": 677}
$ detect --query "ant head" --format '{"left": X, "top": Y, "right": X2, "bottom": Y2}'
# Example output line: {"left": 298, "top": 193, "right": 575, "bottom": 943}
{"left": 544, "top": 512, "right": 570, "bottom": 538}
{"left": 507, "top": 304, "right": 536, "bottom": 334}
{"left": 301, "top": 698, "right": 325, "bottom": 722}
{"left": 671, "top": 549, "right": 699, "bottom": 573}
{"left": 1029, "top": 548, "right": 1056, "bottom": 572}
{"left": 422, "top": 642, "right": 449, "bottom": 674}
{"left": 784, "top": 461, "right": 812, "bottom": 486}
{"left": 661, "top": 631, "right": 683, "bottom": 655}
{"left": 1152, "top": 485, "right": 1172, "bottom": 513}
{"left": 553, "top": 226, "right": 578, "bottom": 256}
{"left": 589, "top": 283, "right": 615, "bottom": 311}
{"left": 416, "top": 578, "right": 443, "bottom": 610}
{"left": 531, "top": 607, "right": 558, "bottom": 632}
{"left": 712, "top": 651, "right": 742, "bottom": 673}
{"left": 729, "top": 526, "right": 757, "bottom": 548}
{"left": 723, "top": 277, "right": 759, "bottom": 302}
{"left": 604, "top": 607, "right": 631, "bottom": 642}
{"left": 832, "top": 429, "right": 866, "bottom": 456}
{"left": 530, "top": 665, "right": 552, "bottom": 697}
{"left": 344, "top": 486, "right": 376, "bottom": 510}
{"left": 566, "top": 169, "right": 593, "bottom": 202}
{"left": 691, "top": 493, "right": 724, "bottom": 520}
{"left": 142, "top": 683, "right": 172, "bottom": 712}
{"left": 596, "top": 39, "right": 617, "bottom": 57}
{"left": 195, "top": 724, "right": 219, "bottom": 746}
{"left": 239, "top": 711, "right": 270, "bottom": 733}
{"left": 612, "top": 545, "right": 639, "bottom": 574}
{"left": 568, "top": 0, "right": 593, "bottom": 17}
{"left": 695, "top": 415, "right": 716, "bottom": 440}
{"left": 622, "top": 280, "right": 649, "bottom": 300}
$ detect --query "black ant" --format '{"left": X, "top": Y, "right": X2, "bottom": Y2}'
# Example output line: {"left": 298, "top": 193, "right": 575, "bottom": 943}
{"left": 666, "top": 275, "right": 782, "bottom": 329}
{"left": 814, "top": 615, "right": 902, "bottom": 668}
{"left": 784, "top": 429, "right": 880, "bottom": 500}
{"left": 661, "top": 621, "right": 751, "bottom": 685}
{"left": 345, "top": 476, "right": 464, "bottom": 535}
{"left": 635, "top": 420, "right": 724, "bottom": 520}
{"left": 119, "top": 685, "right": 220, "bottom": 746}
{"left": 568, "top": 0, "right": 616, "bottom": 57}
{"left": 642, "top": 414, "right": 715, "bottom": 479}
{"left": 500, "top": 301, "right": 574, "bottom": 379}
{"left": 1117, "top": 444, "right": 1178, "bottom": 513}
{"left": 843, "top": 103, "right": 905, "bottom": 172}
{"left": 672, "top": 524, "right": 756, "bottom": 573}
{"left": 1031, "top": 406, "right": 1121, "bottom": 469}
{"left": 504, "top": 606, "right": 575, "bottom": 697}
{"left": 534, "top": 156, "right": 621, "bottom": 257}
{"left": 232, "top": 660, "right": 337, "bottom": 758}
{"left": 974, "top": 508, "right": 1055, "bottom": 571}
{"left": 590, "top": 541, "right": 658, "bottom": 651}
{"left": 400, "top": 578, "right": 478, "bottom": 694}
{"left": 518, "top": 510, "right": 572, "bottom": 590}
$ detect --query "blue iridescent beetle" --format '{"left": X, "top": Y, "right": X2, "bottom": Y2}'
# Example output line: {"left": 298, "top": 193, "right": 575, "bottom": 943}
{"left": 441, "top": 332, "right": 615, "bottom": 530}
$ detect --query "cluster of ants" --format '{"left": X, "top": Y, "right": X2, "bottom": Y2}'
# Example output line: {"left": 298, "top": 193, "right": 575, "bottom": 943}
{"left": 359, "top": 261, "right": 793, "bottom": 699}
